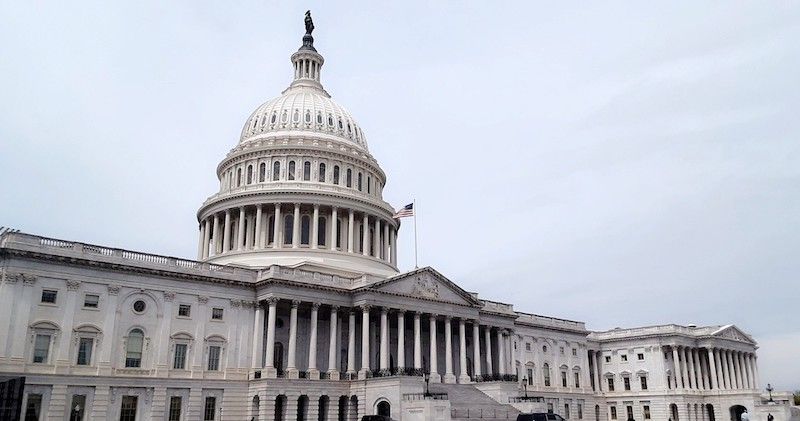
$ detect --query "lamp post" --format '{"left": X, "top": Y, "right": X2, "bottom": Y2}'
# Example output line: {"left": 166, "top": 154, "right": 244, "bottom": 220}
{"left": 766, "top": 383, "right": 774, "bottom": 403}
{"left": 522, "top": 377, "right": 529, "bottom": 398}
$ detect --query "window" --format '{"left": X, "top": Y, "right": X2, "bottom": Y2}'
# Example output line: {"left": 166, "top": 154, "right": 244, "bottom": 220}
{"left": 208, "top": 346, "right": 221, "bottom": 371}
{"left": 300, "top": 215, "right": 311, "bottom": 245}
{"left": 303, "top": 161, "right": 311, "bottom": 181}
{"left": 605, "top": 356, "right": 611, "bottom": 363}
{"left": 561, "top": 371, "right": 568, "bottom": 387}
{"left": 610, "top": 406, "right": 617, "bottom": 420}
{"left": 578, "top": 403, "right": 583, "bottom": 420}
{"left": 333, "top": 165, "right": 340, "bottom": 184}
{"left": 565, "top": 404, "right": 570, "bottom": 419}
{"left": 525, "top": 343, "right": 531, "bottom": 351}
{"left": 543, "top": 363, "right": 551, "bottom": 386}
{"left": 70, "top": 394, "right": 86, "bottom": 421}
{"left": 272, "top": 161, "right": 280, "bottom": 181}
{"left": 41, "top": 289, "right": 57, "bottom": 304}
{"left": 543, "top": 345, "right": 548, "bottom": 353}
{"left": 607, "top": 378, "right": 615, "bottom": 391}
{"left": 133, "top": 300, "right": 146, "bottom": 313}
{"left": 623, "top": 377, "right": 631, "bottom": 391}
{"left": 83, "top": 294, "right": 99, "bottom": 308}
{"left": 211, "top": 308, "right": 224, "bottom": 320}
{"left": 288, "top": 161, "right": 296, "bottom": 180}
{"left": 24, "top": 394, "right": 42, "bottom": 420}
{"left": 178, "top": 304, "right": 191, "bottom": 317}
{"left": 318, "top": 163, "right": 326, "bottom": 182}
{"left": 357, "top": 172, "right": 362, "bottom": 191}
{"left": 32, "top": 334, "right": 50, "bottom": 363}
{"left": 621, "top": 354, "right": 628, "bottom": 362}
{"left": 236, "top": 168, "right": 242, "bottom": 187}
{"left": 547, "top": 403, "right": 554, "bottom": 414}
{"left": 346, "top": 169, "right": 352, "bottom": 187}
{"left": 367, "top": 176, "right": 371, "bottom": 194}
{"left": 573, "top": 348, "right": 578, "bottom": 356}
{"left": 120, "top": 396, "right": 138, "bottom": 421}
{"left": 204, "top": 396, "right": 217, "bottom": 420}
{"left": 527, "top": 368, "right": 533, "bottom": 385}
{"left": 640, "top": 376, "right": 648, "bottom": 390}
{"left": 259, "top": 163, "right": 266, "bottom": 182}
{"left": 125, "top": 329, "right": 144, "bottom": 368}
{"left": 643, "top": 405, "right": 651, "bottom": 420}
{"left": 168, "top": 396, "right": 182, "bottom": 421}
{"left": 575, "top": 372, "right": 581, "bottom": 388}
{"left": 247, "top": 165, "right": 253, "bottom": 184}
{"left": 173, "top": 344, "right": 187, "bottom": 369}
{"left": 560, "top": 347, "right": 565, "bottom": 355}
{"left": 637, "top": 353, "right": 645, "bottom": 361}
{"left": 316, "top": 112, "right": 323, "bottom": 124}
{"left": 76, "top": 337, "right": 93, "bottom": 365}
{"left": 626, "top": 406, "right": 633, "bottom": 421}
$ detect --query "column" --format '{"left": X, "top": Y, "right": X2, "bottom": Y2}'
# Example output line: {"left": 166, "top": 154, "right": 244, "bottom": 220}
{"left": 458, "top": 319, "right": 469, "bottom": 383}
{"left": 202, "top": 219, "right": 211, "bottom": 258}
{"left": 328, "top": 306, "right": 339, "bottom": 377}
{"left": 347, "top": 210, "right": 355, "bottom": 253}
{"left": 693, "top": 348, "right": 704, "bottom": 389}
{"left": 753, "top": 355, "right": 760, "bottom": 389}
{"left": 287, "top": 300, "right": 299, "bottom": 377}
{"left": 254, "top": 205, "right": 263, "bottom": 249}
{"left": 292, "top": 203, "right": 300, "bottom": 248}
{"left": 484, "top": 327, "right": 493, "bottom": 375}
{"left": 308, "top": 303, "right": 320, "bottom": 376}
{"left": 329, "top": 207, "right": 338, "bottom": 251}
{"left": 211, "top": 214, "right": 220, "bottom": 254}
{"left": 373, "top": 218, "right": 380, "bottom": 258}
{"left": 735, "top": 351, "right": 744, "bottom": 389}
{"left": 595, "top": 351, "right": 603, "bottom": 391}
{"left": 390, "top": 227, "right": 397, "bottom": 265}
{"left": 237, "top": 207, "right": 246, "bottom": 250}
{"left": 56, "top": 281, "right": 79, "bottom": 366}
{"left": 397, "top": 311, "right": 405, "bottom": 369}
{"left": 347, "top": 311, "right": 356, "bottom": 375}
{"left": 413, "top": 312, "right": 422, "bottom": 369}
{"left": 222, "top": 209, "right": 232, "bottom": 252}
{"left": 707, "top": 348, "right": 718, "bottom": 389}
{"left": 251, "top": 302, "right": 265, "bottom": 369}
{"left": 379, "top": 307, "right": 389, "bottom": 370}
{"left": 264, "top": 298, "right": 278, "bottom": 374}
{"left": 686, "top": 347, "right": 696, "bottom": 389}
{"left": 728, "top": 350, "right": 737, "bottom": 389}
{"left": 360, "top": 306, "right": 371, "bottom": 377}
{"left": 741, "top": 352, "right": 751, "bottom": 389}
{"left": 361, "top": 214, "right": 369, "bottom": 256}
{"left": 497, "top": 329, "right": 506, "bottom": 376}
{"left": 722, "top": 350, "right": 732, "bottom": 389}
{"left": 679, "top": 347, "right": 689, "bottom": 388}
{"left": 197, "top": 220, "right": 205, "bottom": 259}
{"left": 273, "top": 204, "right": 282, "bottom": 248}
{"left": 429, "top": 315, "right": 440, "bottom": 382}
{"left": 746, "top": 353, "right": 755, "bottom": 389}
{"left": 444, "top": 316, "right": 455, "bottom": 383}
{"left": 383, "top": 221, "right": 390, "bottom": 261}
{"left": 311, "top": 204, "right": 320, "bottom": 249}
{"left": 472, "top": 322, "right": 481, "bottom": 379}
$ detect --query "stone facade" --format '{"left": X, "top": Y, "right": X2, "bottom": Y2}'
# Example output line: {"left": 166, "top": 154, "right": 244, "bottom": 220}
{"left": 0, "top": 15, "right": 785, "bottom": 421}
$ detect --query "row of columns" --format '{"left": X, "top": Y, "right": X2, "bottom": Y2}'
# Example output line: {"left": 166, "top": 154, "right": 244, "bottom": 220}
{"left": 251, "top": 299, "right": 515, "bottom": 383}
{"left": 669, "top": 346, "right": 758, "bottom": 391}
{"left": 197, "top": 204, "right": 397, "bottom": 266}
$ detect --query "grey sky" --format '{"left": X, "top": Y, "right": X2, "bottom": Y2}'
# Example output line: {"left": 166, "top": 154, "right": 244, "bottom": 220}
{"left": 1, "top": 2, "right": 798, "bottom": 390}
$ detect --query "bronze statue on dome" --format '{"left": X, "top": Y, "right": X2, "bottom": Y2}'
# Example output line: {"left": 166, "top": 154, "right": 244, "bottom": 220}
{"left": 304, "top": 10, "right": 314, "bottom": 35}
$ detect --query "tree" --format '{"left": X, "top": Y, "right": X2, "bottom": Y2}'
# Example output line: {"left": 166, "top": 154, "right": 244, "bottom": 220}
{"left": 793, "top": 390, "right": 799, "bottom": 406}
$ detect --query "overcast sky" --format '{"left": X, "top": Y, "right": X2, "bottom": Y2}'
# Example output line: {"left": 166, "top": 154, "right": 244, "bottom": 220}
{"left": 1, "top": 2, "right": 798, "bottom": 390}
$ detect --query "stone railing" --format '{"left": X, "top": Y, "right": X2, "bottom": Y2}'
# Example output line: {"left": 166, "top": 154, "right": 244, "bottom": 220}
{"left": 366, "top": 367, "right": 425, "bottom": 379}
{"left": 480, "top": 299, "right": 516, "bottom": 315}
{"left": 403, "top": 393, "right": 448, "bottom": 401}
{"left": 474, "top": 374, "right": 518, "bottom": 383}
{"left": 509, "top": 396, "right": 543, "bottom": 403}
{"left": 589, "top": 324, "right": 708, "bottom": 340}
{"left": 259, "top": 265, "right": 380, "bottom": 289}
{"left": 515, "top": 312, "right": 586, "bottom": 332}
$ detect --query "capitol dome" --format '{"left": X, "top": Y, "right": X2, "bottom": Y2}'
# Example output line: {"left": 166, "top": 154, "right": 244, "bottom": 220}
{"left": 196, "top": 20, "right": 399, "bottom": 277}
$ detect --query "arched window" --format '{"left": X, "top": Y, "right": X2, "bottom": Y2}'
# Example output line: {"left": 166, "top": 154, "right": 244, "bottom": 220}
{"left": 273, "top": 162, "right": 280, "bottom": 181}
{"left": 318, "top": 163, "right": 326, "bottom": 182}
{"left": 300, "top": 215, "right": 310, "bottom": 245}
{"left": 236, "top": 168, "right": 242, "bottom": 187}
{"left": 333, "top": 166, "right": 340, "bottom": 185}
{"left": 247, "top": 165, "right": 253, "bottom": 184}
{"left": 316, "top": 112, "right": 323, "bottom": 125}
{"left": 318, "top": 217, "right": 326, "bottom": 247}
{"left": 292, "top": 109, "right": 299, "bottom": 123}
{"left": 125, "top": 329, "right": 144, "bottom": 368}
{"left": 357, "top": 173, "right": 362, "bottom": 191}
{"left": 346, "top": 169, "right": 352, "bottom": 188}
{"left": 288, "top": 161, "right": 296, "bottom": 180}
{"left": 543, "top": 363, "right": 551, "bottom": 387}
{"left": 303, "top": 161, "right": 311, "bottom": 181}
{"left": 271, "top": 112, "right": 277, "bottom": 124}
{"left": 284, "top": 215, "right": 294, "bottom": 245}
{"left": 376, "top": 401, "right": 391, "bottom": 417}
{"left": 259, "top": 163, "right": 266, "bottom": 182}
{"left": 305, "top": 110, "right": 311, "bottom": 123}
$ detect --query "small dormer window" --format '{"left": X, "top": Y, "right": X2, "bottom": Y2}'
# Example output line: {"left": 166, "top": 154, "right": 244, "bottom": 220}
{"left": 316, "top": 112, "right": 323, "bottom": 124}
{"left": 281, "top": 110, "right": 288, "bottom": 123}
{"left": 305, "top": 110, "right": 311, "bottom": 123}
{"left": 347, "top": 123, "right": 352, "bottom": 133}
{"left": 260, "top": 115, "right": 266, "bottom": 127}
{"left": 328, "top": 115, "right": 334, "bottom": 126}
{"left": 338, "top": 118, "right": 343, "bottom": 130}
{"left": 271, "top": 112, "right": 277, "bottom": 124}
{"left": 292, "top": 109, "right": 300, "bottom": 122}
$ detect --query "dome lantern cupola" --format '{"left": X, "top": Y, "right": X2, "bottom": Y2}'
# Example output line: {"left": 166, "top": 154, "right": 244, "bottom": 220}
{"left": 289, "top": 11, "right": 324, "bottom": 91}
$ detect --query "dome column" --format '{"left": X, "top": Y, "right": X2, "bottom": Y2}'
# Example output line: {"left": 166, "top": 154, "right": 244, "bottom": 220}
{"left": 223, "top": 209, "right": 232, "bottom": 253}
{"left": 311, "top": 204, "right": 320, "bottom": 249}
{"left": 329, "top": 207, "right": 338, "bottom": 251}
{"left": 273, "top": 204, "right": 282, "bottom": 249}
{"left": 292, "top": 203, "right": 301, "bottom": 248}
{"left": 197, "top": 221, "right": 205, "bottom": 260}
{"left": 254, "top": 205, "right": 263, "bottom": 249}
{"left": 202, "top": 218, "right": 211, "bottom": 259}
{"left": 237, "top": 206, "right": 246, "bottom": 251}
{"left": 347, "top": 210, "right": 355, "bottom": 253}
{"left": 361, "top": 214, "right": 369, "bottom": 256}
{"left": 211, "top": 214, "right": 220, "bottom": 255}
{"left": 383, "top": 221, "right": 390, "bottom": 261}
{"left": 373, "top": 218, "right": 380, "bottom": 258}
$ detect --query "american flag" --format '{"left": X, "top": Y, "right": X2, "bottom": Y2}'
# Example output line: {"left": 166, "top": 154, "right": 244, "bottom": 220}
{"left": 393, "top": 203, "right": 414, "bottom": 219}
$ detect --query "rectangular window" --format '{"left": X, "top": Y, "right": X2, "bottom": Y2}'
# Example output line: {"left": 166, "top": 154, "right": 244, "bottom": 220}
{"left": 640, "top": 376, "right": 648, "bottom": 390}
{"left": 24, "top": 394, "right": 42, "bottom": 420}
{"left": 607, "top": 378, "right": 615, "bottom": 391}
{"left": 547, "top": 403, "right": 554, "bottom": 414}
{"left": 621, "top": 354, "right": 628, "bottom": 362}
{"left": 572, "top": 348, "right": 577, "bottom": 356}
{"left": 610, "top": 406, "right": 617, "bottom": 420}
{"left": 643, "top": 405, "right": 651, "bottom": 420}
{"left": 624, "top": 377, "right": 631, "bottom": 391}
{"left": 41, "top": 289, "right": 57, "bottom": 304}
{"left": 76, "top": 337, "right": 93, "bottom": 365}
{"left": 32, "top": 334, "right": 50, "bottom": 363}
{"left": 605, "top": 356, "right": 611, "bottom": 363}
{"left": 565, "top": 404, "right": 570, "bottom": 419}
{"left": 83, "top": 294, "right": 99, "bottom": 308}
{"left": 168, "top": 396, "right": 183, "bottom": 421}
{"left": 70, "top": 394, "right": 86, "bottom": 421}
{"left": 578, "top": 404, "right": 583, "bottom": 419}
{"left": 525, "top": 343, "right": 531, "bottom": 351}
{"left": 120, "top": 396, "right": 138, "bottom": 421}
{"left": 211, "top": 307, "right": 223, "bottom": 320}
{"left": 637, "top": 353, "right": 645, "bottom": 361}
{"left": 575, "top": 372, "right": 580, "bottom": 388}
{"left": 173, "top": 344, "right": 187, "bottom": 369}
{"left": 626, "top": 406, "right": 634, "bottom": 421}
{"left": 527, "top": 368, "right": 533, "bottom": 385}
{"left": 207, "top": 346, "right": 221, "bottom": 371}
{"left": 178, "top": 304, "right": 191, "bottom": 317}
{"left": 204, "top": 396, "right": 216, "bottom": 420}
{"left": 561, "top": 371, "right": 568, "bottom": 387}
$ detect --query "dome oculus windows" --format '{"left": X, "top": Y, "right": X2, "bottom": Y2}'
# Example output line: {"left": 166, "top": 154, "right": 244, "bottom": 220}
{"left": 133, "top": 300, "right": 146, "bottom": 313}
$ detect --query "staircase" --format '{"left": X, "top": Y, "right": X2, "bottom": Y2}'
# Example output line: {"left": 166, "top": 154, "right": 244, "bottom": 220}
{"left": 428, "top": 383, "right": 520, "bottom": 420}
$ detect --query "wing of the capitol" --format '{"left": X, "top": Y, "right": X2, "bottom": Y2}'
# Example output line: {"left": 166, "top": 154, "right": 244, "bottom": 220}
{"left": 0, "top": 14, "right": 793, "bottom": 421}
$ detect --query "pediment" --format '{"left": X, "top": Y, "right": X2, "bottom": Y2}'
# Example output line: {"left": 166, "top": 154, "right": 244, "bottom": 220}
{"left": 711, "top": 325, "right": 756, "bottom": 344}
{"left": 366, "top": 267, "right": 481, "bottom": 306}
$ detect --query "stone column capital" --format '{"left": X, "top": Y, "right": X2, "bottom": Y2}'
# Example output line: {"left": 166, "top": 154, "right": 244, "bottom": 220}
{"left": 311, "top": 302, "right": 321, "bottom": 310}
{"left": 330, "top": 305, "right": 340, "bottom": 312}
{"left": 266, "top": 297, "right": 279, "bottom": 306}
{"left": 361, "top": 304, "right": 372, "bottom": 312}
{"left": 291, "top": 300, "right": 300, "bottom": 308}
{"left": 380, "top": 306, "right": 389, "bottom": 315}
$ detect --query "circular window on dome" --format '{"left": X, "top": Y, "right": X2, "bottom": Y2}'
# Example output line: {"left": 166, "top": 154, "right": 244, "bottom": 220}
{"left": 133, "top": 300, "right": 146, "bottom": 313}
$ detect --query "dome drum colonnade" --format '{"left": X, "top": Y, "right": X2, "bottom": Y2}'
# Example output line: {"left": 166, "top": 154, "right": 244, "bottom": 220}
{"left": 249, "top": 296, "right": 519, "bottom": 384}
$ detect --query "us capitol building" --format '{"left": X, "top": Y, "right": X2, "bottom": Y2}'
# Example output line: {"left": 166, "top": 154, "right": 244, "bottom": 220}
{"left": 0, "top": 14, "right": 789, "bottom": 421}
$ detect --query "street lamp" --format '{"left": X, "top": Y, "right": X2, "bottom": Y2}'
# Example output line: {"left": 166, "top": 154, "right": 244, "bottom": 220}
{"left": 522, "top": 377, "right": 529, "bottom": 398}
{"left": 766, "top": 383, "right": 774, "bottom": 403}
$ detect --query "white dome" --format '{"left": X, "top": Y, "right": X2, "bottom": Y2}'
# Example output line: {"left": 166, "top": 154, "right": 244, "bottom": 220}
{"left": 239, "top": 86, "right": 369, "bottom": 151}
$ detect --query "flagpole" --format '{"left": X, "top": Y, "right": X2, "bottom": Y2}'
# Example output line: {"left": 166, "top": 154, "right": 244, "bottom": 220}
{"left": 413, "top": 198, "right": 418, "bottom": 269}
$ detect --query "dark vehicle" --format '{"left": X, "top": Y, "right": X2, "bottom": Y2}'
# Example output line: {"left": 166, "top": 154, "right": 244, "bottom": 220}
{"left": 361, "top": 416, "right": 391, "bottom": 421}
{"left": 517, "top": 414, "right": 566, "bottom": 421}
